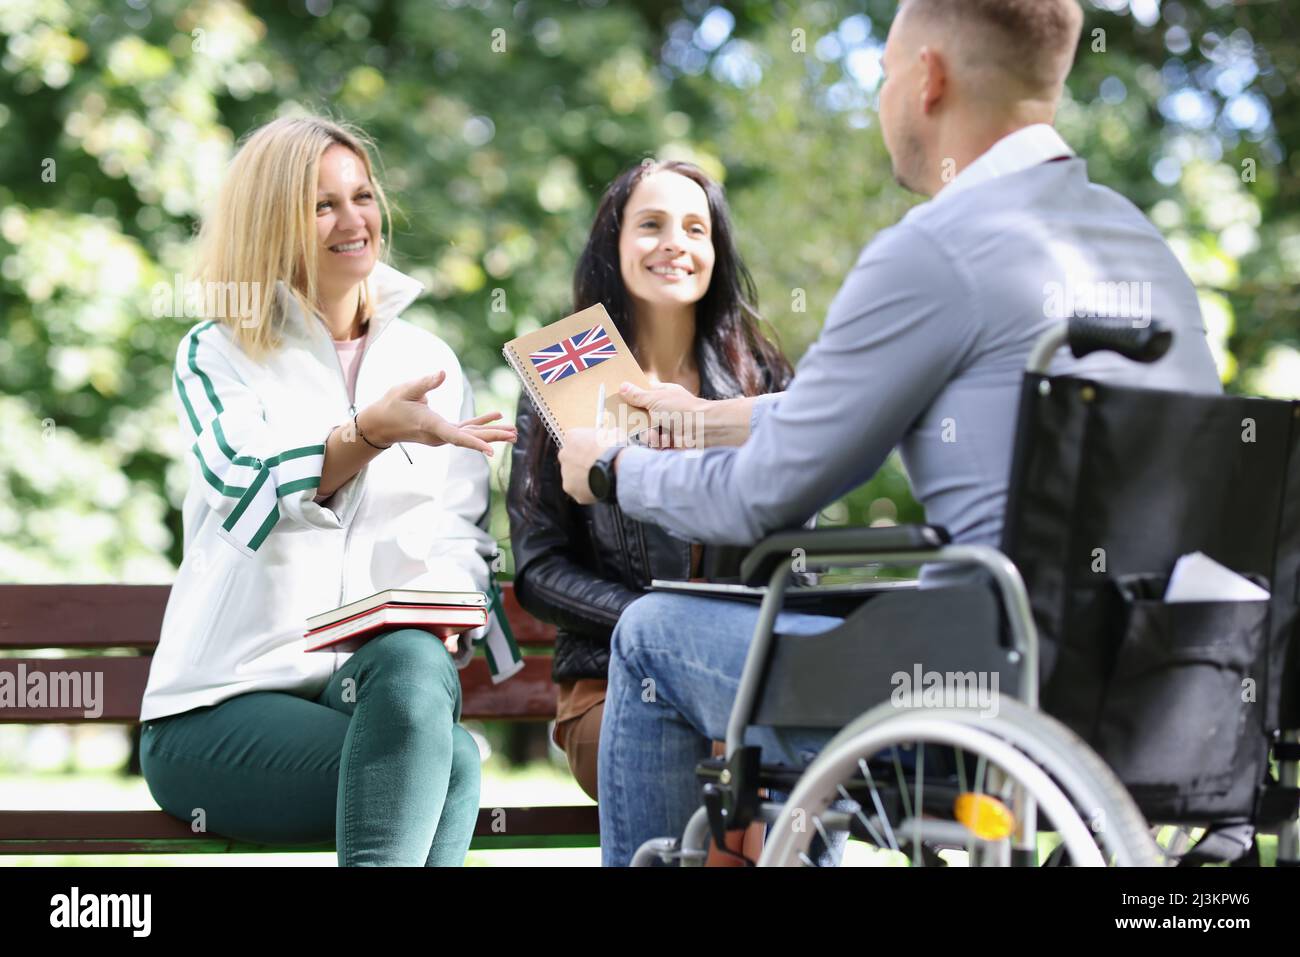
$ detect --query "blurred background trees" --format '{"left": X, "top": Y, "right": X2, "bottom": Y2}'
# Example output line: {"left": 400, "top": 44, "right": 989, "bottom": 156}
{"left": 1, "top": 0, "right": 1296, "bottom": 581}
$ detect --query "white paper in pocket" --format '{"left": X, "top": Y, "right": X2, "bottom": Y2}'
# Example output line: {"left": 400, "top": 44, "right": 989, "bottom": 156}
{"left": 1163, "top": 551, "right": 1271, "bottom": 603}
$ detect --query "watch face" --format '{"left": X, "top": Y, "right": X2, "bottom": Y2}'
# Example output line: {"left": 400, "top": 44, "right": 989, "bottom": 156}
{"left": 588, "top": 461, "right": 611, "bottom": 500}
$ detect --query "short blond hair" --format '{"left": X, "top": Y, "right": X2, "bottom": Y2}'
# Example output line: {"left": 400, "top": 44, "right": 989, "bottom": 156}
{"left": 902, "top": 0, "right": 1084, "bottom": 97}
{"left": 191, "top": 115, "right": 394, "bottom": 361}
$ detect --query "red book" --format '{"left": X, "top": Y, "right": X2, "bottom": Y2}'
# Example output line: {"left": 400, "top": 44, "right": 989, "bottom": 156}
{"left": 304, "top": 602, "right": 488, "bottom": 653}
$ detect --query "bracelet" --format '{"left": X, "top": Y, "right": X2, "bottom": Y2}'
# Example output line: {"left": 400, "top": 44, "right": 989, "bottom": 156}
{"left": 354, "top": 411, "right": 392, "bottom": 450}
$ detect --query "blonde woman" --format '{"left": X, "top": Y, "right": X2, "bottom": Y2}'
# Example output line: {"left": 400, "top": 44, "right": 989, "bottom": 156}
{"left": 138, "top": 116, "right": 516, "bottom": 866}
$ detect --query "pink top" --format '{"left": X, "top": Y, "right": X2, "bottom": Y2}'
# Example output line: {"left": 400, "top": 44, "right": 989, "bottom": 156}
{"left": 333, "top": 328, "right": 368, "bottom": 406}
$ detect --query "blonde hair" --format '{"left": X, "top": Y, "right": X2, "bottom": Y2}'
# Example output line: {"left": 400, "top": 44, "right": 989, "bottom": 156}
{"left": 191, "top": 115, "right": 394, "bottom": 361}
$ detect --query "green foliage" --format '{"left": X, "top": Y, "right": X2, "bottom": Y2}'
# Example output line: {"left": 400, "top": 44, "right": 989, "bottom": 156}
{"left": 1, "top": 0, "right": 1295, "bottom": 580}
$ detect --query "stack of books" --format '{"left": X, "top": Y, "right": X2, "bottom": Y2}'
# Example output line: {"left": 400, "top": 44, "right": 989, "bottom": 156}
{"left": 303, "top": 588, "right": 489, "bottom": 653}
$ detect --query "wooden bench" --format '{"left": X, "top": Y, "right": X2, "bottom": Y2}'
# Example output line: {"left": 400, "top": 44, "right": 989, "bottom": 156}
{"left": 0, "top": 583, "right": 598, "bottom": 856}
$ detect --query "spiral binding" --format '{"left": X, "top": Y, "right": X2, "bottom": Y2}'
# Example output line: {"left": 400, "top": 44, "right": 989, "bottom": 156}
{"left": 503, "top": 345, "right": 566, "bottom": 448}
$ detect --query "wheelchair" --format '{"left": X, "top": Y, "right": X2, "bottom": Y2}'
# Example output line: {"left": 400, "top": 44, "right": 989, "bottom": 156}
{"left": 634, "top": 316, "right": 1300, "bottom": 867}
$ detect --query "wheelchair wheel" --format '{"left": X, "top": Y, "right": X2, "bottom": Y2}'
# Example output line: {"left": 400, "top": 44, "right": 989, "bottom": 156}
{"left": 759, "top": 696, "right": 1161, "bottom": 867}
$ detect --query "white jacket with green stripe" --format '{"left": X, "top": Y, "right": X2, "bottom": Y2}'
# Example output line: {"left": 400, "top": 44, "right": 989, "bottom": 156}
{"left": 140, "top": 262, "right": 523, "bottom": 723}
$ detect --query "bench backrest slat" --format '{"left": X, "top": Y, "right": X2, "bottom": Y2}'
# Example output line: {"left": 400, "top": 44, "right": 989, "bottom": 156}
{"left": 0, "top": 585, "right": 171, "bottom": 650}
{"left": 0, "top": 583, "right": 554, "bottom": 649}
{"left": 0, "top": 583, "right": 559, "bottom": 722}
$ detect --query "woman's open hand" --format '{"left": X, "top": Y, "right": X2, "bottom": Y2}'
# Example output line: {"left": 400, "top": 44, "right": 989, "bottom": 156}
{"left": 368, "top": 372, "right": 517, "bottom": 456}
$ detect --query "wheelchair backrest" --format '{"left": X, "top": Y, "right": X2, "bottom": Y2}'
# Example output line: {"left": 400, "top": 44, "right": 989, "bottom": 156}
{"left": 1001, "top": 371, "right": 1300, "bottom": 817}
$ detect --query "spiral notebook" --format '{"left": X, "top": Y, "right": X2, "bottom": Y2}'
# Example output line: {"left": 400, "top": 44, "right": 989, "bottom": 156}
{"left": 502, "top": 304, "right": 653, "bottom": 447}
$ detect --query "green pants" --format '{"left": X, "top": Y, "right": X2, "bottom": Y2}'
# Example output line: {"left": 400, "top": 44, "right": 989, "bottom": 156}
{"left": 140, "top": 628, "right": 481, "bottom": 866}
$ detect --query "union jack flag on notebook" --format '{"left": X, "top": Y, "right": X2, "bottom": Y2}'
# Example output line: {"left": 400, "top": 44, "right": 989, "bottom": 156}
{"left": 528, "top": 324, "right": 618, "bottom": 385}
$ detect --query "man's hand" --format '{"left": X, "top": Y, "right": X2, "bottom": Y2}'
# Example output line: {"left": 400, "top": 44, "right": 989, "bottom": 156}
{"left": 558, "top": 427, "right": 617, "bottom": 505}
{"left": 620, "top": 380, "right": 764, "bottom": 449}
{"left": 619, "top": 381, "right": 706, "bottom": 448}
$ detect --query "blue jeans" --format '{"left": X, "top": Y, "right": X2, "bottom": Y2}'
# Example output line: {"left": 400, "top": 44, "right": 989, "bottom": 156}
{"left": 597, "top": 592, "right": 843, "bottom": 866}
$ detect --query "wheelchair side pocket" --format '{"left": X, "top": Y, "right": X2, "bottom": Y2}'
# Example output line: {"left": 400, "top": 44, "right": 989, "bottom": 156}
{"left": 1094, "top": 573, "right": 1269, "bottom": 817}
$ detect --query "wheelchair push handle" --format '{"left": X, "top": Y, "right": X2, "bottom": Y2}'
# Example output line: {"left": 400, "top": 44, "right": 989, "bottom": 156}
{"left": 1027, "top": 317, "right": 1174, "bottom": 375}
{"left": 1068, "top": 316, "right": 1172, "bottom": 363}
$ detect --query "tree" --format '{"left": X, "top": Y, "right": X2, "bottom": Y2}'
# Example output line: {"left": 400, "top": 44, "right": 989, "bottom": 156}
{"left": 1, "top": 0, "right": 1294, "bottom": 579}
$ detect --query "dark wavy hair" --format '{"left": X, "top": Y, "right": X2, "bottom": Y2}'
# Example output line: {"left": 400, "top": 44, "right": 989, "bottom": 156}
{"left": 522, "top": 159, "right": 793, "bottom": 501}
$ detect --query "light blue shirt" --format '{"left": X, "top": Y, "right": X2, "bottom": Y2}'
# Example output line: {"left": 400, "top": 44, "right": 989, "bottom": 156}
{"left": 616, "top": 126, "right": 1222, "bottom": 551}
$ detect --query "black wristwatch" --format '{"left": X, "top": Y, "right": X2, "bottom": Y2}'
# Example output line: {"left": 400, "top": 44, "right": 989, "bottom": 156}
{"left": 588, "top": 446, "right": 622, "bottom": 502}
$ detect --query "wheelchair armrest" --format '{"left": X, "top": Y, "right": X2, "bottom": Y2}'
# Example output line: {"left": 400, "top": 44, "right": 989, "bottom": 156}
{"left": 738, "top": 524, "right": 951, "bottom": 586}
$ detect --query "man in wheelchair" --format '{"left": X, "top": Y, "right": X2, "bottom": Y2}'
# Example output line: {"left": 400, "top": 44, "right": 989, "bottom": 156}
{"left": 558, "top": 0, "right": 1224, "bottom": 865}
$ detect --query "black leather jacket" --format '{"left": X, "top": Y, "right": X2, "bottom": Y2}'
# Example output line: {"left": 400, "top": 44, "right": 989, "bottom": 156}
{"left": 507, "top": 389, "right": 754, "bottom": 682}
